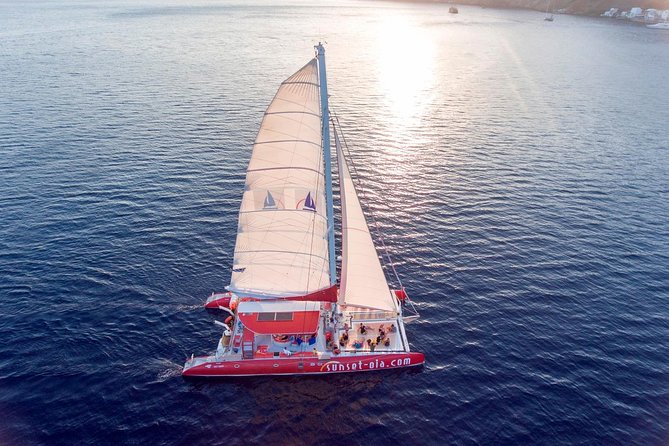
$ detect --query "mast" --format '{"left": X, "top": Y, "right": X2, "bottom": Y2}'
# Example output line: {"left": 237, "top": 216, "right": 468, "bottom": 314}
{"left": 316, "top": 43, "right": 336, "bottom": 286}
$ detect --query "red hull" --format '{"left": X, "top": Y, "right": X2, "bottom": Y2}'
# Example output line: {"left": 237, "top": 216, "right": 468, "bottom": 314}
{"left": 204, "top": 293, "right": 232, "bottom": 310}
{"left": 182, "top": 352, "right": 425, "bottom": 377}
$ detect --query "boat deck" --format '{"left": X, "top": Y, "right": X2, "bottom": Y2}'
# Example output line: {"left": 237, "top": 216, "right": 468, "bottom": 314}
{"left": 215, "top": 310, "right": 404, "bottom": 361}
{"left": 335, "top": 321, "right": 402, "bottom": 353}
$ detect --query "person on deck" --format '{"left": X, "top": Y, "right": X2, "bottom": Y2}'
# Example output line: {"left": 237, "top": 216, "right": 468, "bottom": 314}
{"left": 282, "top": 347, "right": 292, "bottom": 356}
{"left": 339, "top": 332, "right": 349, "bottom": 347}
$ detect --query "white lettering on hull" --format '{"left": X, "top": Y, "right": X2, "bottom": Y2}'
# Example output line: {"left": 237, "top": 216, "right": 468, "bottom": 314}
{"left": 321, "top": 356, "right": 413, "bottom": 372}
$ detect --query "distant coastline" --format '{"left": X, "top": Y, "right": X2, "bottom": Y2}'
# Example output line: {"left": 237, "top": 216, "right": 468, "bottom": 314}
{"left": 388, "top": 0, "right": 669, "bottom": 17}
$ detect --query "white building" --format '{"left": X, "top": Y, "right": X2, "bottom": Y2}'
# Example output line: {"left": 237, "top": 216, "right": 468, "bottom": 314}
{"left": 602, "top": 8, "right": 619, "bottom": 17}
{"left": 629, "top": 7, "right": 644, "bottom": 19}
{"left": 644, "top": 9, "right": 659, "bottom": 22}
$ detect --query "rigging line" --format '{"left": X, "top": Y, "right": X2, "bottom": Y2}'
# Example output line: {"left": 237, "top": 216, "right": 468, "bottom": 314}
{"left": 330, "top": 108, "right": 404, "bottom": 292}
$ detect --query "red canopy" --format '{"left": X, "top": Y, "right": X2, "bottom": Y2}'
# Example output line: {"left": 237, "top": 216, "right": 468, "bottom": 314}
{"left": 237, "top": 301, "right": 320, "bottom": 335}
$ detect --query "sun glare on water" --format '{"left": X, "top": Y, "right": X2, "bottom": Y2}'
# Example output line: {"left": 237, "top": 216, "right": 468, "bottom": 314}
{"left": 375, "top": 16, "right": 436, "bottom": 131}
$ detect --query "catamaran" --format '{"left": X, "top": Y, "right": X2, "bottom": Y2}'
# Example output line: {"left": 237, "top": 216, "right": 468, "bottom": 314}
{"left": 182, "top": 44, "right": 424, "bottom": 377}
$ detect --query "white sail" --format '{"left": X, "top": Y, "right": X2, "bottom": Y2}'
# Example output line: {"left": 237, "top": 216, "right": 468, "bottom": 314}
{"left": 336, "top": 129, "right": 398, "bottom": 313}
{"left": 230, "top": 59, "right": 330, "bottom": 297}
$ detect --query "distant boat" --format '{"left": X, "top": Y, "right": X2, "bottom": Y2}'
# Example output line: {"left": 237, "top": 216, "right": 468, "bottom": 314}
{"left": 182, "top": 44, "right": 424, "bottom": 378}
{"left": 544, "top": 0, "right": 554, "bottom": 21}
{"left": 449, "top": 6, "right": 458, "bottom": 14}
{"left": 647, "top": 22, "right": 669, "bottom": 29}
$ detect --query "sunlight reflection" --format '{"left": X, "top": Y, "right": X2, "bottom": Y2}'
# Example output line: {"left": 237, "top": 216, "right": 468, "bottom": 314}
{"left": 375, "top": 16, "right": 436, "bottom": 129}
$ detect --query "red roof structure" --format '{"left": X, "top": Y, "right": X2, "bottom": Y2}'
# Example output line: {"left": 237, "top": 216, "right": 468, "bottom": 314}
{"left": 237, "top": 301, "right": 320, "bottom": 334}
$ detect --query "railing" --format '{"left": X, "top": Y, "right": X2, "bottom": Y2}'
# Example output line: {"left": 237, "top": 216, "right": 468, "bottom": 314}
{"left": 347, "top": 311, "right": 398, "bottom": 322}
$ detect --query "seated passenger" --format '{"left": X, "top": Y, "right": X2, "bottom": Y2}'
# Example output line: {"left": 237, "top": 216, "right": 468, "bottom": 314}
{"left": 359, "top": 324, "right": 367, "bottom": 335}
{"left": 282, "top": 347, "right": 292, "bottom": 356}
{"left": 389, "top": 323, "right": 397, "bottom": 333}
{"left": 383, "top": 337, "right": 391, "bottom": 347}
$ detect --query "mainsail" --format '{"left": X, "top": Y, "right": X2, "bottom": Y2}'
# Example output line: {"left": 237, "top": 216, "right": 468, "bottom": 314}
{"left": 335, "top": 128, "right": 398, "bottom": 313}
{"left": 230, "top": 59, "right": 331, "bottom": 297}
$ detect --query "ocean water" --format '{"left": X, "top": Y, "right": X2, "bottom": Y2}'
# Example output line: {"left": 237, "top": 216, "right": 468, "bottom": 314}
{"left": 1, "top": 0, "right": 668, "bottom": 444}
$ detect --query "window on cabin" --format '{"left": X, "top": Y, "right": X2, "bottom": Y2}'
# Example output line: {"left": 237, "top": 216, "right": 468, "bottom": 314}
{"left": 256, "top": 312, "right": 294, "bottom": 321}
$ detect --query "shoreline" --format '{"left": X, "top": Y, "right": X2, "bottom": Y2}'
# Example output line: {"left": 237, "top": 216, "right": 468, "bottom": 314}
{"left": 382, "top": 0, "right": 669, "bottom": 18}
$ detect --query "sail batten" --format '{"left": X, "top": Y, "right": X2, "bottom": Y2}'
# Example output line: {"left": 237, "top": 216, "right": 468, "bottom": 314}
{"left": 336, "top": 126, "right": 398, "bottom": 313}
{"left": 230, "top": 59, "right": 330, "bottom": 297}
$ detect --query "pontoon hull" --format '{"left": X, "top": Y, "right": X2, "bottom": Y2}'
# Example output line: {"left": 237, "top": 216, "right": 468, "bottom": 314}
{"left": 182, "top": 352, "right": 425, "bottom": 377}
{"left": 204, "top": 292, "right": 232, "bottom": 310}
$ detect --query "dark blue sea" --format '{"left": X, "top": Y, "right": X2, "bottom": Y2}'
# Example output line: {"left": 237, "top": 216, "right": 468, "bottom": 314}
{"left": 1, "top": 1, "right": 668, "bottom": 444}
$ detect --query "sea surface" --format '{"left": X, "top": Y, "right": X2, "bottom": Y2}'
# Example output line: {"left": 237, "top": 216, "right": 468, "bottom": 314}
{"left": 1, "top": 1, "right": 668, "bottom": 445}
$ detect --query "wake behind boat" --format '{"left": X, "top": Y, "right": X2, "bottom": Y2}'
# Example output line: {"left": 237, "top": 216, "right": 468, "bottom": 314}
{"left": 182, "top": 44, "right": 424, "bottom": 378}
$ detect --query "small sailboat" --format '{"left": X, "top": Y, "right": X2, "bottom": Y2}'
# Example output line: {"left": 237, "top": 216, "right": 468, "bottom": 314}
{"left": 183, "top": 44, "right": 424, "bottom": 378}
{"left": 544, "top": 0, "right": 554, "bottom": 21}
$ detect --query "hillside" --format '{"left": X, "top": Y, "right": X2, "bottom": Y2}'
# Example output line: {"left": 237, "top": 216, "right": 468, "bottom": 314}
{"left": 410, "top": 0, "right": 669, "bottom": 16}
